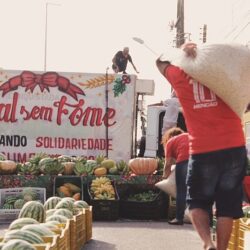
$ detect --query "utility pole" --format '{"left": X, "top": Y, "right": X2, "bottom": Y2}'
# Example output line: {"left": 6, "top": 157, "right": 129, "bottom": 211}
{"left": 202, "top": 24, "right": 207, "bottom": 43}
{"left": 175, "top": 0, "right": 185, "bottom": 48}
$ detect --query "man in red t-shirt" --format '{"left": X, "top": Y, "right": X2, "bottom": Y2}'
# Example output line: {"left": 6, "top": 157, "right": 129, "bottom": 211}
{"left": 156, "top": 43, "right": 247, "bottom": 250}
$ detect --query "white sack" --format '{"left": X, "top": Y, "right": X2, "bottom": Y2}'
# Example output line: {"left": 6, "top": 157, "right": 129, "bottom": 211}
{"left": 155, "top": 167, "right": 176, "bottom": 198}
{"left": 160, "top": 44, "right": 250, "bottom": 118}
{"left": 183, "top": 208, "right": 192, "bottom": 224}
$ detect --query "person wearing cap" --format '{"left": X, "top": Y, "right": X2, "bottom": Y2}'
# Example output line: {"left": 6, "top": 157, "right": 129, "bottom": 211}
{"left": 112, "top": 47, "right": 139, "bottom": 74}
{"left": 156, "top": 43, "right": 247, "bottom": 250}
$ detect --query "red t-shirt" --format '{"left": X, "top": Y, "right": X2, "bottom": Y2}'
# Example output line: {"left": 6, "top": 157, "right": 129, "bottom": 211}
{"left": 166, "top": 133, "right": 189, "bottom": 163}
{"left": 164, "top": 65, "right": 245, "bottom": 154}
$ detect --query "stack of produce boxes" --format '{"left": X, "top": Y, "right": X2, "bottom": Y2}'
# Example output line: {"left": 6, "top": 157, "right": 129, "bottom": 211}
{"left": 0, "top": 186, "right": 92, "bottom": 249}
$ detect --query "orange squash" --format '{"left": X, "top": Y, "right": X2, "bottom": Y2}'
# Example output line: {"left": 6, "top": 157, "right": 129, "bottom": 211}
{"left": 94, "top": 167, "right": 107, "bottom": 177}
{"left": 57, "top": 186, "right": 72, "bottom": 197}
{"left": 0, "top": 160, "right": 17, "bottom": 174}
{"left": 128, "top": 158, "right": 158, "bottom": 175}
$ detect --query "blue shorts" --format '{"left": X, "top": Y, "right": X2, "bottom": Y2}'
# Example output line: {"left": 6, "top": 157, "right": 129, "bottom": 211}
{"left": 186, "top": 146, "right": 247, "bottom": 219}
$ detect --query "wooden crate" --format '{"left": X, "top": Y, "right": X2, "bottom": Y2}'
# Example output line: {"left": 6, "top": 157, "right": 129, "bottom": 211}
{"left": 238, "top": 218, "right": 250, "bottom": 250}
{"left": 34, "top": 244, "right": 51, "bottom": 250}
{"left": 85, "top": 207, "right": 93, "bottom": 242}
{"left": 227, "top": 220, "right": 240, "bottom": 250}
{"left": 57, "top": 220, "right": 70, "bottom": 250}
{"left": 76, "top": 210, "right": 86, "bottom": 249}
{"left": 42, "top": 235, "right": 58, "bottom": 250}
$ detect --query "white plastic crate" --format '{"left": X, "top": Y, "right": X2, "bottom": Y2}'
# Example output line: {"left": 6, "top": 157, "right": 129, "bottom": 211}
{"left": 0, "top": 187, "right": 46, "bottom": 223}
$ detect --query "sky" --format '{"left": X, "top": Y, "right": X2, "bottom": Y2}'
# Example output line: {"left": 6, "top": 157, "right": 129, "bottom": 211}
{"left": 0, "top": 0, "right": 249, "bottom": 105}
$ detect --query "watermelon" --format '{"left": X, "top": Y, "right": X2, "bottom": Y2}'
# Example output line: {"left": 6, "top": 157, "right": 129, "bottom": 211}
{"left": 1, "top": 239, "right": 35, "bottom": 250}
{"left": 44, "top": 196, "right": 62, "bottom": 211}
{"left": 14, "top": 199, "right": 25, "bottom": 209}
{"left": 46, "top": 209, "right": 56, "bottom": 217}
{"left": 22, "top": 224, "right": 55, "bottom": 237}
{"left": 41, "top": 222, "right": 59, "bottom": 231}
{"left": 46, "top": 214, "right": 68, "bottom": 223}
{"left": 9, "top": 218, "right": 39, "bottom": 230}
{"left": 55, "top": 199, "right": 75, "bottom": 212}
{"left": 18, "top": 201, "right": 45, "bottom": 223}
{"left": 53, "top": 208, "right": 73, "bottom": 219}
{"left": 3, "top": 230, "right": 44, "bottom": 244}
{"left": 74, "top": 200, "right": 89, "bottom": 209}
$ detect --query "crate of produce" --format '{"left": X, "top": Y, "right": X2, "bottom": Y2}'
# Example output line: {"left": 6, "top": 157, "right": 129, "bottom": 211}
{"left": 85, "top": 206, "right": 93, "bottom": 242}
{"left": 227, "top": 219, "right": 240, "bottom": 250}
{"left": 57, "top": 219, "right": 70, "bottom": 250}
{"left": 88, "top": 177, "right": 119, "bottom": 221}
{"left": 53, "top": 176, "right": 83, "bottom": 200}
{"left": 238, "top": 218, "right": 250, "bottom": 250}
{"left": 33, "top": 243, "right": 51, "bottom": 250}
{"left": 0, "top": 187, "right": 46, "bottom": 223}
{"left": 69, "top": 212, "right": 85, "bottom": 250}
{"left": 76, "top": 210, "right": 86, "bottom": 249}
{"left": 42, "top": 235, "right": 58, "bottom": 250}
{"left": 118, "top": 184, "right": 165, "bottom": 220}
{"left": 69, "top": 217, "right": 77, "bottom": 250}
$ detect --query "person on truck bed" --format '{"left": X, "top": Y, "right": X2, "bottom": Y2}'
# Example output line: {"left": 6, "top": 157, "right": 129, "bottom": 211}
{"left": 112, "top": 47, "right": 139, "bottom": 74}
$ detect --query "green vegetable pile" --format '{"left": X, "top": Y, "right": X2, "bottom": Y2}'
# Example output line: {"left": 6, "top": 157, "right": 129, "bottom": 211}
{"left": 126, "top": 190, "right": 158, "bottom": 202}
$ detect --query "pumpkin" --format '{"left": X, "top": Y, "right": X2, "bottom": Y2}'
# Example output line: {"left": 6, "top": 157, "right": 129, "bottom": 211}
{"left": 128, "top": 158, "right": 158, "bottom": 175}
{"left": 0, "top": 160, "right": 17, "bottom": 174}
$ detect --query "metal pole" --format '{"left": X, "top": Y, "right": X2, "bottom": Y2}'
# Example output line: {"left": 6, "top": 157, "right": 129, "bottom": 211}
{"left": 105, "top": 67, "right": 109, "bottom": 158}
{"left": 176, "top": 0, "right": 185, "bottom": 48}
{"left": 135, "top": 93, "right": 139, "bottom": 157}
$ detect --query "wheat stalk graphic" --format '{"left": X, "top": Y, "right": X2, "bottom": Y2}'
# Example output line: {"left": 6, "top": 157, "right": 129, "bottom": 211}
{"left": 78, "top": 75, "right": 115, "bottom": 89}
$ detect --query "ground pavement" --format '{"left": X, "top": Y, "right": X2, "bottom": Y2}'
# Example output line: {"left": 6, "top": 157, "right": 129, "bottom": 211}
{"left": 82, "top": 221, "right": 203, "bottom": 250}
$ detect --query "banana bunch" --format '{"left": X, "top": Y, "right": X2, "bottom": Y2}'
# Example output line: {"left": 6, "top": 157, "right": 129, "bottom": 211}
{"left": 90, "top": 177, "right": 116, "bottom": 200}
{"left": 116, "top": 160, "right": 130, "bottom": 175}
{"left": 28, "top": 152, "right": 48, "bottom": 165}
{"left": 95, "top": 154, "right": 107, "bottom": 165}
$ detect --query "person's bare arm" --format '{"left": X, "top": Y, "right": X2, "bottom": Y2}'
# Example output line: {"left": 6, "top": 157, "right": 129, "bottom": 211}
{"left": 156, "top": 58, "right": 171, "bottom": 76}
{"left": 130, "top": 61, "right": 139, "bottom": 74}
{"left": 162, "top": 157, "right": 175, "bottom": 179}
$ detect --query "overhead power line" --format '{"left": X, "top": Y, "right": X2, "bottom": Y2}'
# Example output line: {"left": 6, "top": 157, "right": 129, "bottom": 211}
{"left": 232, "top": 21, "right": 250, "bottom": 41}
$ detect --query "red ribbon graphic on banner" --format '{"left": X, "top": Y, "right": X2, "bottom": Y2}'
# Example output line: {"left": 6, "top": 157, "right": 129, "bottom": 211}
{"left": 0, "top": 71, "right": 85, "bottom": 100}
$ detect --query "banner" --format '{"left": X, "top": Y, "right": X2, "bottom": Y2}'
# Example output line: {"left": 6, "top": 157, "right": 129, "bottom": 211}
{"left": 0, "top": 69, "right": 136, "bottom": 162}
